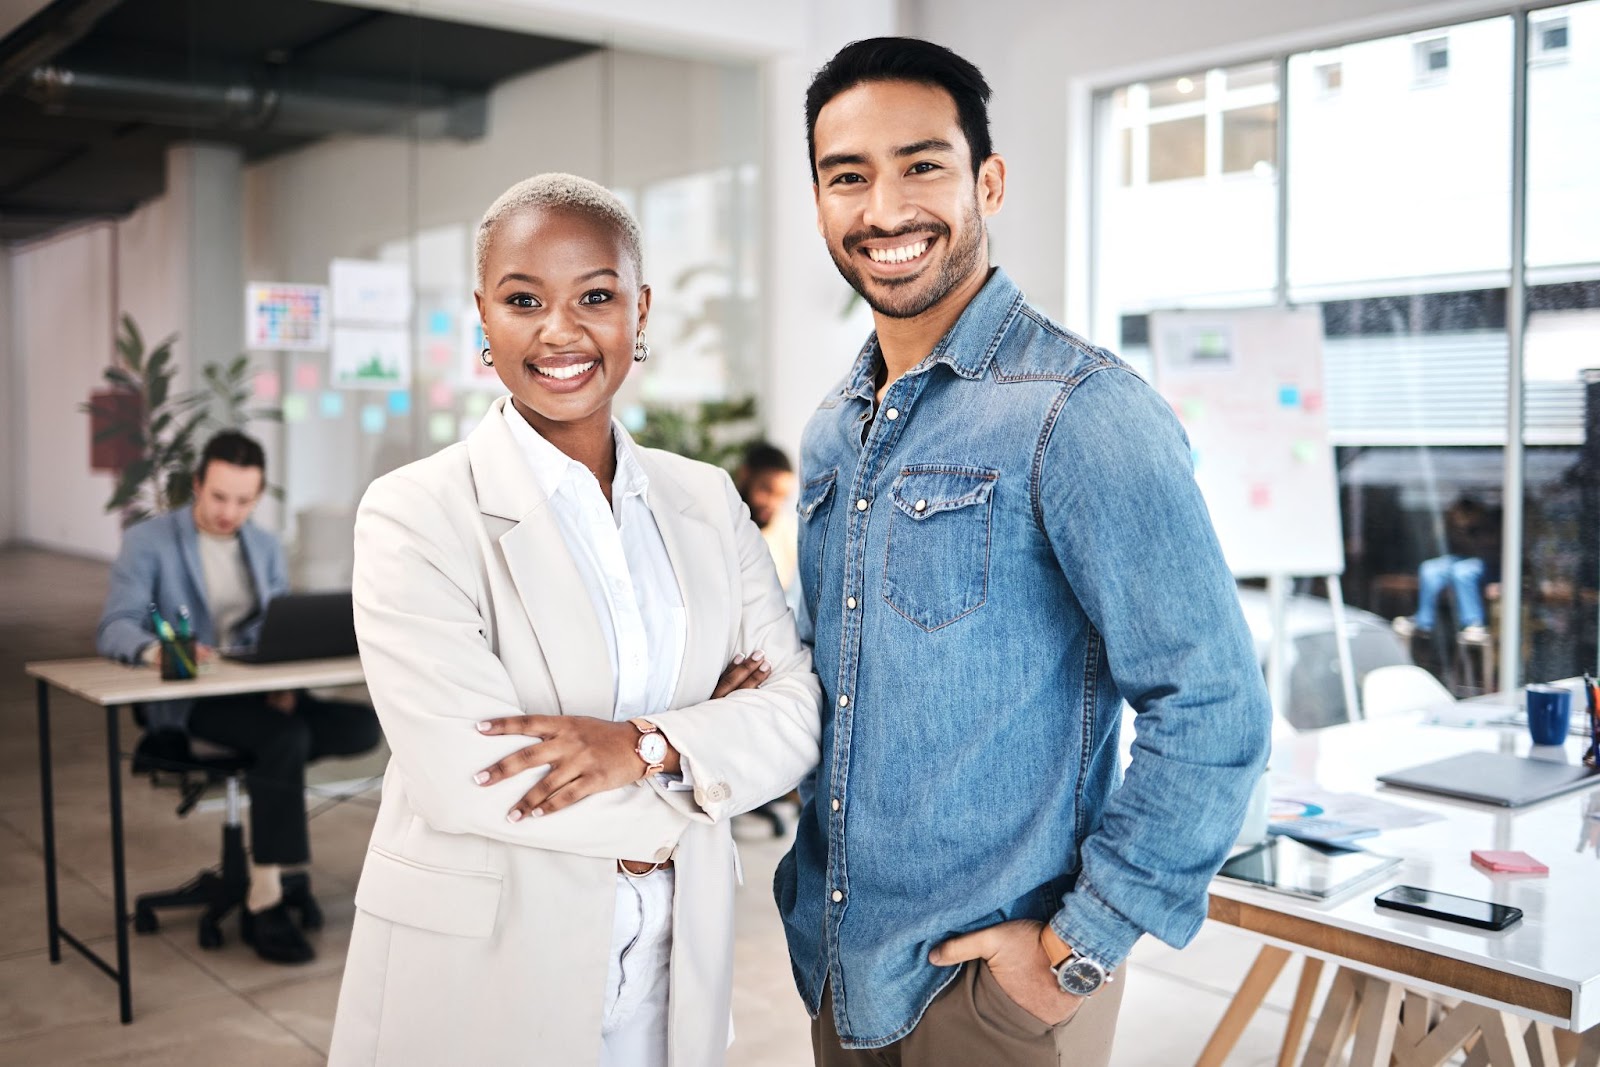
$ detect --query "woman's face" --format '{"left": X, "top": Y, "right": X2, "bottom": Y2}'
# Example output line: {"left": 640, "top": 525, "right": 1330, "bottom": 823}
{"left": 475, "top": 206, "right": 649, "bottom": 432}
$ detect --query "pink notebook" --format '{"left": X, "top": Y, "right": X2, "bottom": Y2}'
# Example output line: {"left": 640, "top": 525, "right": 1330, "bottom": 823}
{"left": 1470, "top": 849, "right": 1548, "bottom": 874}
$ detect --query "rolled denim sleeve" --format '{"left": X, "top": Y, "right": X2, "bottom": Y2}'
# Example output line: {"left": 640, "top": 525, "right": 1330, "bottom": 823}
{"left": 1037, "top": 366, "right": 1271, "bottom": 968}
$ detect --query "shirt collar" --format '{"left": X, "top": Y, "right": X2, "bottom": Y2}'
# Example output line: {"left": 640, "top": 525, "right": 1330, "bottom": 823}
{"left": 502, "top": 400, "right": 649, "bottom": 505}
{"left": 838, "top": 267, "right": 1025, "bottom": 401}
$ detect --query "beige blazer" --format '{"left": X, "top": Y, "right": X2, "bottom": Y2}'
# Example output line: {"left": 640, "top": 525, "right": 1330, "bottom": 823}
{"left": 329, "top": 397, "right": 822, "bottom": 1066}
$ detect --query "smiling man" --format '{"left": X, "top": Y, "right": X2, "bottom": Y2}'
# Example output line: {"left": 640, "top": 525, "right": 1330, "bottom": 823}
{"left": 774, "top": 38, "right": 1273, "bottom": 1066}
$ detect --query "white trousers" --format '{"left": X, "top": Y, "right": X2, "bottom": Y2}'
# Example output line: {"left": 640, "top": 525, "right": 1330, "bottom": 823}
{"left": 599, "top": 869, "right": 674, "bottom": 1067}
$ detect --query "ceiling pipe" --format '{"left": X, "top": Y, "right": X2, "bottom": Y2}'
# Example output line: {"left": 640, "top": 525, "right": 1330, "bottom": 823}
{"left": 0, "top": 0, "right": 124, "bottom": 94}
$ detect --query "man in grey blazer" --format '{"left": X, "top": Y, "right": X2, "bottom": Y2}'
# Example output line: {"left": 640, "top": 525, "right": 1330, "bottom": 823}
{"left": 97, "top": 431, "right": 380, "bottom": 965}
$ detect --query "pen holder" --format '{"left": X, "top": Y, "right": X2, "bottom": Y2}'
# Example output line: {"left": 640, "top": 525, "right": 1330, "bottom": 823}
{"left": 159, "top": 636, "right": 199, "bottom": 681}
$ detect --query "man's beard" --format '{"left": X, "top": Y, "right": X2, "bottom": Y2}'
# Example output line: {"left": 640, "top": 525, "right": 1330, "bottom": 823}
{"left": 827, "top": 199, "right": 985, "bottom": 320}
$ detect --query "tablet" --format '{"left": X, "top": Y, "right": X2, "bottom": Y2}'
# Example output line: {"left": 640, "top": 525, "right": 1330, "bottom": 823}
{"left": 1216, "top": 836, "right": 1402, "bottom": 901}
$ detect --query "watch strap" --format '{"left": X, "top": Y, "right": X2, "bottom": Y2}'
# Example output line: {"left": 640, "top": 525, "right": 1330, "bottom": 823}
{"left": 629, "top": 718, "right": 666, "bottom": 776}
{"left": 1040, "top": 924, "right": 1074, "bottom": 968}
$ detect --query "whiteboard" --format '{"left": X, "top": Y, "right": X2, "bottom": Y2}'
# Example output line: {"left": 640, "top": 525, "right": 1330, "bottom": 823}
{"left": 1150, "top": 307, "right": 1343, "bottom": 578}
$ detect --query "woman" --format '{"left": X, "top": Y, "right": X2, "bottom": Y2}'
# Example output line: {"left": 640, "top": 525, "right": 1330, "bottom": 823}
{"left": 329, "top": 173, "right": 821, "bottom": 1066}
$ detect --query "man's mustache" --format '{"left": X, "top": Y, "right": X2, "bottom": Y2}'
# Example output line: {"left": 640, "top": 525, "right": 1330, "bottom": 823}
{"left": 842, "top": 221, "right": 950, "bottom": 255}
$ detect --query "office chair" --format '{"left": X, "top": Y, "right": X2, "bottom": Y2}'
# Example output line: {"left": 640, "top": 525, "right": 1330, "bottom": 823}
{"left": 129, "top": 725, "right": 320, "bottom": 949}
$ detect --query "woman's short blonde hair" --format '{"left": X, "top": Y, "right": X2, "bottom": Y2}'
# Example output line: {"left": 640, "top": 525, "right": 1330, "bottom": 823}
{"left": 474, "top": 172, "right": 643, "bottom": 290}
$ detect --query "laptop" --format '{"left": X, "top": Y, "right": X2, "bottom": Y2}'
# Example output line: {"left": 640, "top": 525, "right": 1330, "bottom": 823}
{"left": 1377, "top": 751, "right": 1600, "bottom": 808}
{"left": 223, "top": 592, "right": 359, "bottom": 664}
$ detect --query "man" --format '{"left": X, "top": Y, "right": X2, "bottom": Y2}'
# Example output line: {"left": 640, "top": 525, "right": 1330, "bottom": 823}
{"left": 98, "top": 430, "right": 381, "bottom": 965}
{"left": 735, "top": 441, "right": 799, "bottom": 591}
{"left": 775, "top": 38, "right": 1272, "bottom": 1066}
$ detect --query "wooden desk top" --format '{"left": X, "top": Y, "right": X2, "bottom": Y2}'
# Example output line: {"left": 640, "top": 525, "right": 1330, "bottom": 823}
{"left": 25, "top": 656, "right": 365, "bottom": 707}
{"left": 1205, "top": 706, "right": 1600, "bottom": 1031}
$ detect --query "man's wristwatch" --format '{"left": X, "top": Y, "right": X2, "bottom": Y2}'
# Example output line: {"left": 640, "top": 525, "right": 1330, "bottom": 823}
{"left": 1040, "top": 925, "right": 1112, "bottom": 997}
{"left": 629, "top": 718, "right": 668, "bottom": 777}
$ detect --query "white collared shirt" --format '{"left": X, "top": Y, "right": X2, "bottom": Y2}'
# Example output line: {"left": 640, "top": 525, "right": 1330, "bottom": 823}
{"left": 502, "top": 402, "right": 685, "bottom": 723}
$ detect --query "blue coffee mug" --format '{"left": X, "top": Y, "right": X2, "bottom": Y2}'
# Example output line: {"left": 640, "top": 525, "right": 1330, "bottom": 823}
{"left": 1525, "top": 684, "right": 1572, "bottom": 746}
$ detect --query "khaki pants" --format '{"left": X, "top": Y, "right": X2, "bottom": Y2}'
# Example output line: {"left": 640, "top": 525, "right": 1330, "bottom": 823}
{"left": 812, "top": 963, "right": 1126, "bottom": 1067}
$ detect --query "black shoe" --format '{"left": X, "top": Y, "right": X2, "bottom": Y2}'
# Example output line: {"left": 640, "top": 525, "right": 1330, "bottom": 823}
{"left": 240, "top": 903, "right": 316, "bottom": 964}
{"left": 280, "top": 871, "right": 324, "bottom": 931}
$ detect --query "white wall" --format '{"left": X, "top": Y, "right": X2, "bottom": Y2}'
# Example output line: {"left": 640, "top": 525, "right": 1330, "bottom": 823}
{"left": 911, "top": 0, "right": 1517, "bottom": 326}
{"left": 9, "top": 224, "right": 121, "bottom": 558}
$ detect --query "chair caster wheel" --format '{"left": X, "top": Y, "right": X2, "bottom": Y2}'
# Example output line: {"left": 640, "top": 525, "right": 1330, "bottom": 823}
{"left": 133, "top": 907, "right": 158, "bottom": 934}
{"left": 198, "top": 920, "right": 224, "bottom": 949}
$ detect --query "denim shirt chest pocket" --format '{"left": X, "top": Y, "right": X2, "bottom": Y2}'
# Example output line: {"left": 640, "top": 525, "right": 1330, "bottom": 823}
{"left": 798, "top": 469, "right": 839, "bottom": 616}
{"left": 883, "top": 465, "right": 998, "bottom": 630}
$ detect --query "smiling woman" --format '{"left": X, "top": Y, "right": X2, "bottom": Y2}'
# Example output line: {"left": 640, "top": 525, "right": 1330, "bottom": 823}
{"left": 328, "top": 172, "right": 823, "bottom": 1067}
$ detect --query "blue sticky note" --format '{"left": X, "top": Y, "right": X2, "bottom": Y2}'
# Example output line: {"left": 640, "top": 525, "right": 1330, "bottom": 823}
{"left": 319, "top": 391, "right": 344, "bottom": 418}
{"left": 387, "top": 389, "right": 412, "bottom": 416}
{"left": 428, "top": 309, "right": 452, "bottom": 336}
{"left": 1279, "top": 385, "right": 1300, "bottom": 408}
{"left": 361, "top": 404, "right": 387, "bottom": 435}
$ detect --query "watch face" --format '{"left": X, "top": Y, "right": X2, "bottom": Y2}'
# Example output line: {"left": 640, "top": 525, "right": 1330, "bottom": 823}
{"left": 638, "top": 733, "right": 668, "bottom": 765}
{"left": 1057, "top": 957, "right": 1106, "bottom": 997}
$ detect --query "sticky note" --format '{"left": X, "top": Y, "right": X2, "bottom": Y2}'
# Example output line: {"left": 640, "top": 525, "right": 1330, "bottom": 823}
{"left": 428, "top": 309, "right": 452, "bottom": 336}
{"left": 429, "top": 380, "right": 454, "bottom": 409}
{"left": 294, "top": 362, "right": 320, "bottom": 392}
{"left": 1181, "top": 398, "right": 1205, "bottom": 420}
{"left": 1249, "top": 484, "right": 1271, "bottom": 509}
{"left": 463, "top": 392, "right": 491, "bottom": 417}
{"left": 428, "top": 341, "right": 453, "bottom": 368}
{"left": 1292, "top": 440, "right": 1316, "bottom": 463}
{"left": 282, "top": 393, "right": 309, "bottom": 423}
{"left": 361, "top": 404, "right": 387, "bottom": 435}
{"left": 1278, "top": 385, "right": 1300, "bottom": 408}
{"left": 319, "top": 391, "right": 344, "bottom": 418}
{"left": 387, "top": 390, "right": 412, "bottom": 416}
{"left": 428, "top": 412, "right": 456, "bottom": 444}
{"left": 252, "top": 369, "right": 280, "bottom": 402}
{"left": 1190, "top": 447, "right": 1201, "bottom": 470}
{"left": 1301, "top": 390, "right": 1324, "bottom": 413}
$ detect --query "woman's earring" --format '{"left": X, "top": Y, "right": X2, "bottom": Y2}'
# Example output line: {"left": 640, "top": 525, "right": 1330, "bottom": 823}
{"left": 479, "top": 345, "right": 493, "bottom": 367}
{"left": 633, "top": 334, "right": 650, "bottom": 363}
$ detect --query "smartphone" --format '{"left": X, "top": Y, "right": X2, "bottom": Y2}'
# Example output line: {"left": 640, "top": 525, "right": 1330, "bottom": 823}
{"left": 1374, "top": 885, "right": 1523, "bottom": 931}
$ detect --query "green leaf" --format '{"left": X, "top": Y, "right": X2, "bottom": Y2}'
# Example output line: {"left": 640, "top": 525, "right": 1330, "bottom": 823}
{"left": 148, "top": 372, "right": 169, "bottom": 410}
{"left": 230, "top": 354, "right": 249, "bottom": 376}
{"left": 118, "top": 315, "right": 145, "bottom": 371}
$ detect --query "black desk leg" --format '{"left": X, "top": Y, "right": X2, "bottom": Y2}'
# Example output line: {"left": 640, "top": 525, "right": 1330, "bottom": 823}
{"left": 105, "top": 704, "right": 132, "bottom": 1024}
{"left": 36, "top": 680, "right": 60, "bottom": 963}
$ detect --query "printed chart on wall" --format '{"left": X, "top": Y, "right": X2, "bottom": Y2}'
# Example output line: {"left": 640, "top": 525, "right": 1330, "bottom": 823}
{"left": 1150, "top": 307, "right": 1343, "bottom": 579}
{"left": 330, "top": 258, "right": 411, "bottom": 389}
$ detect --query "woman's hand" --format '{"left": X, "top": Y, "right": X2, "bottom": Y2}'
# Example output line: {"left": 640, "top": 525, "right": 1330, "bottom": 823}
{"left": 711, "top": 649, "right": 772, "bottom": 697}
{"left": 473, "top": 651, "right": 772, "bottom": 821}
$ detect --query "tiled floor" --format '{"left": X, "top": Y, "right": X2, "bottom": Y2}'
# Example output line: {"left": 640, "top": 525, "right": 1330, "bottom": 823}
{"left": 0, "top": 546, "right": 1306, "bottom": 1065}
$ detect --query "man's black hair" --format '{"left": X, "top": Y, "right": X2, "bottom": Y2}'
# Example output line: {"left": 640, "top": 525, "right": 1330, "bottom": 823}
{"left": 739, "top": 441, "right": 793, "bottom": 475}
{"left": 805, "top": 37, "right": 994, "bottom": 181}
{"left": 196, "top": 429, "right": 266, "bottom": 483}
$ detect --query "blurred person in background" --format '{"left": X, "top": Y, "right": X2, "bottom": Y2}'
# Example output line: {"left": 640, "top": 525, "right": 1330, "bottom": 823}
{"left": 735, "top": 441, "right": 799, "bottom": 590}
{"left": 1392, "top": 494, "right": 1501, "bottom": 644}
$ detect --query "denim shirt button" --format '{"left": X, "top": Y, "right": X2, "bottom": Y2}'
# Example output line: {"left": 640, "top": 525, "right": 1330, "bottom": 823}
{"left": 832, "top": 890, "right": 844, "bottom": 903}
{"left": 831, "top": 798, "right": 841, "bottom": 811}
{"left": 846, "top": 596, "right": 857, "bottom": 609}
{"left": 913, "top": 499, "right": 927, "bottom": 513}
{"left": 838, "top": 695, "right": 849, "bottom": 707}
{"left": 885, "top": 408, "right": 899, "bottom": 420}
{"left": 856, "top": 498, "right": 868, "bottom": 511}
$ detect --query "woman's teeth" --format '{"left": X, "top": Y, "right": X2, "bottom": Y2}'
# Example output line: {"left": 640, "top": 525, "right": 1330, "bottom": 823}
{"left": 534, "top": 361, "right": 596, "bottom": 381}
{"left": 867, "top": 240, "right": 929, "bottom": 265}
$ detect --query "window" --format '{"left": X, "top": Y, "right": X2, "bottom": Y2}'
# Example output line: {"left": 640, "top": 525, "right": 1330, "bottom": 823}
{"left": 1148, "top": 72, "right": 1206, "bottom": 108}
{"left": 1222, "top": 104, "right": 1277, "bottom": 175}
{"left": 1147, "top": 116, "right": 1206, "bottom": 182}
{"left": 1532, "top": 17, "right": 1570, "bottom": 59}
{"left": 1315, "top": 62, "right": 1343, "bottom": 94}
{"left": 1413, "top": 36, "right": 1450, "bottom": 82}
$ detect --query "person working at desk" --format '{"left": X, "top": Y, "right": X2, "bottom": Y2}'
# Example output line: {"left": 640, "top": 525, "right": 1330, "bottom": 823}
{"left": 96, "top": 430, "right": 381, "bottom": 965}
{"left": 1392, "top": 494, "right": 1501, "bottom": 644}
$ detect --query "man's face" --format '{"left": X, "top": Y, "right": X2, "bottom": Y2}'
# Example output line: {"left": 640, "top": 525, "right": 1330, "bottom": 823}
{"left": 192, "top": 460, "right": 264, "bottom": 536}
{"left": 812, "top": 79, "right": 1003, "bottom": 320}
{"left": 738, "top": 468, "right": 796, "bottom": 530}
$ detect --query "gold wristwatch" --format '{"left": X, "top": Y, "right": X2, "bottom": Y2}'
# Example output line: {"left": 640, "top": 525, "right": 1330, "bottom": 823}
{"left": 629, "top": 718, "right": 668, "bottom": 776}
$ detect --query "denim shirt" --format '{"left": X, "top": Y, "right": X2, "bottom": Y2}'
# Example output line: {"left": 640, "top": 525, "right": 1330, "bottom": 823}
{"left": 773, "top": 268, "right": 1271, "bottom": 1049}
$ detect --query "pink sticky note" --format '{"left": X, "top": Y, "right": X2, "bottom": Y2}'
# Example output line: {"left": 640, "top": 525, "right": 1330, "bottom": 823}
{"left": 429, "top": 379, "right": 455, "bottom": 409}
{"left": 293, "top": 362, "right": 320, "bottom": 392}
{"left": 252, "top": 369, "right": 280, "bottom": 402}
{"left": 1301, "top": 391, "right": 1324, "bottom": 413}
{"left": 428, "top": 341, "right": 453, "bottom": 368}
{"left": 1250, "top": 484, "right": 1272, "bottom": 509}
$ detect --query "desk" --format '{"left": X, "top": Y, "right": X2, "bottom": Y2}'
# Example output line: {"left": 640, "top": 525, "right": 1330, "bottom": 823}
{"left": 25, "top": 656, "right": 365, "bottom": 1023}
{"left": 1199, "top": 713, "right": 1600, "bottom": 1066}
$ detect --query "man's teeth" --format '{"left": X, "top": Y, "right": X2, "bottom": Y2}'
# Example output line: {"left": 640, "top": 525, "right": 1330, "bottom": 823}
{"left": 867, "top": 241, "right": 929, "bottom": 265}
{"left": 534, "top": 361, "right": 596, "bottom": 381}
